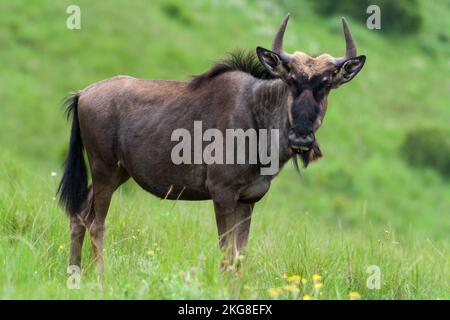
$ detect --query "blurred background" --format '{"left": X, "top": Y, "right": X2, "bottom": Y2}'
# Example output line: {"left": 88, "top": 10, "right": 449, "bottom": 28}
{"left": 0, "top": 0, "right": 449, "bottom": 299}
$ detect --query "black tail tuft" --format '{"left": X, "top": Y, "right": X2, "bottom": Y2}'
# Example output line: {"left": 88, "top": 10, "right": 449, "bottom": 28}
{"left": 57, "top": 93, "right": 88, "bottom": 216}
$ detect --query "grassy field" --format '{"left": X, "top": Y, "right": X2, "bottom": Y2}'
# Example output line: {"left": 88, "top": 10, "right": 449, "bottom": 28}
{"left": 0, "top": 0, "right": 449, "bottom": 299}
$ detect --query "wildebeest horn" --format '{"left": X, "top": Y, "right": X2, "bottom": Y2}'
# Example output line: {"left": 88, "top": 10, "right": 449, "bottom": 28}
{"left": 272, "top": 14, "right": 291, "bottom": 62}
{"left": 335, "top": 17, "right": 357, "bottom": 65}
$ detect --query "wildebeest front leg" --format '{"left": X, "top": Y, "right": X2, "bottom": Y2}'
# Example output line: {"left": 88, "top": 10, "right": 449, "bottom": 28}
{"left": 234, "top": 202, "right": 254, "bottom": 252}
{"left": 214, "top": 200, "right": 254, "bottom": 270}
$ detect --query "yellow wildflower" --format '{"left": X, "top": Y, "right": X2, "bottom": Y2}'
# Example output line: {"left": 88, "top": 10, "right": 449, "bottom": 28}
{"left": 282, "top": 284, "right": 300, "bottom": 293}
{"left": 303, "top": 295, "right": 312, "bottom": 300}
{"left": 268, "top": 288, "right": 282, "bottom": 298}
{"left": 146, "top": 249, "right": 155, "bottom": 257}
{"left": 58, "top": 245, "right": 64, "bottom": 251}
{"left": 312, "top": 274, "right": 322, "bottom": 281}
{"left": 287, "top": 275, "right": 301, "bottom": 284}
{"left": 349, "top": 291, "right": 361, "bottom": 300}
{"left": 301, "top": 278, "right": 308, "bottom": 285}
{"left": 314, "top": 283, "right": 323, "bottom": 290}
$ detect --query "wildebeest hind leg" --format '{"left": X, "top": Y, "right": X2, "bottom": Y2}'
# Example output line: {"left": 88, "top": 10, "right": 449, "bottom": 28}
{"left": 88, "top": 167, "right": 129, "bottom": 287}
{"left": 69, "top": 215, "right": 86, "bottom": 268}
{"left": 69, "top": 187, "right": 93, "bottom": 268}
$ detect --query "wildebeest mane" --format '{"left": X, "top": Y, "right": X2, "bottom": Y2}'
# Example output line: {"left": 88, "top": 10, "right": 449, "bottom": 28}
{"left": 189, "top": 50, "right": 276, "bottom": 89}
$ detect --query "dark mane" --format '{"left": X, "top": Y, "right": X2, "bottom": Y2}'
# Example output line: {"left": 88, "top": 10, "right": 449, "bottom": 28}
{"left": 189, "top": 50, "right": 275, "bottom": 89}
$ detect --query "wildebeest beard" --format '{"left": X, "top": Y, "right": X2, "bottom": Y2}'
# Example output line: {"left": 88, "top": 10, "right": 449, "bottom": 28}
{"left": 292, "top": 140, "right": 323, "bottom": 175}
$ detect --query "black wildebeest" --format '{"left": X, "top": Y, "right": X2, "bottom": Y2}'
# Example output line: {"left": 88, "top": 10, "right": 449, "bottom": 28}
{"left": 58, "top": 14, "right": 365, "bottom": 280}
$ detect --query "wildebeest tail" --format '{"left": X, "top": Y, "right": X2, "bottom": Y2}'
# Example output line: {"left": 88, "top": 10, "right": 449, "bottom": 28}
{"left": 57, "top": 93, "right": 88, "bottom": 216}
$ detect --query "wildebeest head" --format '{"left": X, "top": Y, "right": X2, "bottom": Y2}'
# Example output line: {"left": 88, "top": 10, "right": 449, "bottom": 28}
{"left": 256, "top": 14, "right": 366, "bottom": 160}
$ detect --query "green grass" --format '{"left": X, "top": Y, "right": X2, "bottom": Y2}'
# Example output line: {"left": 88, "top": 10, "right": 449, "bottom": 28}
{"left": 0, "top": 0, "right": 449, "bottom": 299}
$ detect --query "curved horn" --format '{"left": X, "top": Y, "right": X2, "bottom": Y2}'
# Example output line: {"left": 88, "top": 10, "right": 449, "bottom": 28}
{"left": 335, "top": 17, "right": 357, "bottom": 65}
{"left": 272, "top": 14, "right": 292, "bottom": 62}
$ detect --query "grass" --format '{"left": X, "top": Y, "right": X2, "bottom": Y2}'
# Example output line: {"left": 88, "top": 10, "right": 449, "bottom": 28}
{"left": 0, "top": 0, "right": 449, "bottom": 299}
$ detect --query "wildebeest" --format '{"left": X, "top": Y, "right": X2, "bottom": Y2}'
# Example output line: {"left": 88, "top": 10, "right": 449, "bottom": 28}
{"left": 58, "top": 14, "right": 365, "bottom": 281}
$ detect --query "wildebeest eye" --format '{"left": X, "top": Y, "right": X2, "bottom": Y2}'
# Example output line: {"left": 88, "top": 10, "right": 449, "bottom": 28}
{"left": 289, "top": 73, "right": 298, "bottom": 82}
{"left": 320, "top": 77, "right": 331, "bottom": 89}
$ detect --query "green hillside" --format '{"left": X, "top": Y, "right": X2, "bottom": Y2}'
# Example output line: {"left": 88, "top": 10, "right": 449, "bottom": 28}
{"left": 0, "top": 0, "right": 449, "bottom": 299}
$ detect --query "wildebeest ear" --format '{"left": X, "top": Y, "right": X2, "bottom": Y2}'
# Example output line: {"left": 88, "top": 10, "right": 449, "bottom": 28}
{"left": 256, "top": 47, "right": 289, "bottom": 78}
{"left": 332, "top": 55, "right": 366, "bottom": 88}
